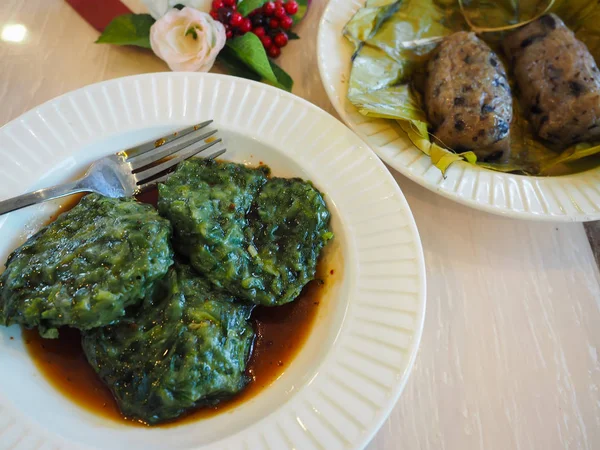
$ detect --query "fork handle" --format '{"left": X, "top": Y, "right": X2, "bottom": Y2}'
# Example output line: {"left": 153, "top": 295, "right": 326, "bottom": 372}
{"left": 0, "top": 182, "right": 91, "bottom": 216}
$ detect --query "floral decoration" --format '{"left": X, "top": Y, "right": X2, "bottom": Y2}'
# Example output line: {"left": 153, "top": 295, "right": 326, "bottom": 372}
{"left": 96, "top": 0, "right": 310, "bottom": 91}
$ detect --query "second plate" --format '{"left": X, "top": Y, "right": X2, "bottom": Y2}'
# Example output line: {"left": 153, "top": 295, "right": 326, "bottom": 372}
{"left": 317, "top": 0, "right": 600, "bottom": 222}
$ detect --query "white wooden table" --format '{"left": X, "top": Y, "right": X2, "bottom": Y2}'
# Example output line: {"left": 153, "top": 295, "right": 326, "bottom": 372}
{"left": 1, "top": 0, "right": 599, "bottom": 448}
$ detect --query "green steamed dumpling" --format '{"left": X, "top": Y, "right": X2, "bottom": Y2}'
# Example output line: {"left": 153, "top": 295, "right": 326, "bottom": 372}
{"left": 158, "top": 159, "right": 332, "bottom": 306}
{"left": 244, "top": 177, "right": 333, "bottom": 305}
{"left": 0, "top": 194, "right": 174, "bottom": 338}
{"left": 81, "top": 264, "right": 255, "bottom": 425}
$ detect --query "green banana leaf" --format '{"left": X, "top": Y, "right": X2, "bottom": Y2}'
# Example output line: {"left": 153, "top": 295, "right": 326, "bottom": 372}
{"left": 459, "top": 0, "right": 550, "bottom": 29}
{"left": 343, "top": 0, "right": 401, "bottom": 49}
{"left": 344, "top": 0, "right": 600, "bottom": 176}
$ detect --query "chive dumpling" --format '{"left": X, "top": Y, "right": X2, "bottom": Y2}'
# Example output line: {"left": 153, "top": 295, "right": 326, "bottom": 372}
{"left": 0, "top": 194, "right": 173, "bottom": 338}
{"left": 158, "top": 159, "right": 268, "bottom": 293}
{"left": 244, "top": 177, "right": 333, "bottom": 306}
{"left": 82, "top": 264, "right": 255, "bottom": 424}
{"left": 158, "top": 160, "right": 332, "bottom": 306}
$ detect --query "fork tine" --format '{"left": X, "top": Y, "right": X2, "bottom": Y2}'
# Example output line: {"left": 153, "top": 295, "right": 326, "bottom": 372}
{"left": 122, "top": 120, "right": 213, "bottom": 160}
{"left": 136, "top": 148, "right": 228, "bottom": 193}
{"left": 136, "top": 173, "right": 173, "bottom": 193}
{"left": 128, "top": 129, "right": 218, "bottom": 171}
{"left": 205, "top": 149, "right": 227, "bottom": 160}
{"left": 134, "top": 138, "right": 222, "bottom": 184}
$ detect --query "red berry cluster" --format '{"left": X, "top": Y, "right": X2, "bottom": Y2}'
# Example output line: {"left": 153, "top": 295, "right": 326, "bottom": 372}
{"left": 210, "top": 0, "right": 252, "bottom": 40}
{"left": 249, "top": 1, "right": 297, "bottom": 58}
{"left": 210, "top": 0, "right": 299, "bottom": 59}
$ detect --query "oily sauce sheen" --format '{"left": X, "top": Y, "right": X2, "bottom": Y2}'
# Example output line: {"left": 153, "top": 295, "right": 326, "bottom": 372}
{"left": 23, "top": 187, "right": 339, "bottom": 427}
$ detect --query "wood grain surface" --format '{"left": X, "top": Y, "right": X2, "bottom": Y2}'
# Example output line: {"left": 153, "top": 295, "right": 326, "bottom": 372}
{"left": 0, "top": 0, "right": 599, "bottom": 448}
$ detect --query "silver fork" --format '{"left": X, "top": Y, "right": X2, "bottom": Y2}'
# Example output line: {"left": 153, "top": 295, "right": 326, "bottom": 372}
{"left": 0, "top": 120, "right": 225, "bottom": 216}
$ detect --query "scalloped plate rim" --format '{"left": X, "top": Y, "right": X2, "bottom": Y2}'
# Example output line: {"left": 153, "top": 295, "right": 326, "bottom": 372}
{"left": 0, "top": 72, "right": 426, "bottom": 450}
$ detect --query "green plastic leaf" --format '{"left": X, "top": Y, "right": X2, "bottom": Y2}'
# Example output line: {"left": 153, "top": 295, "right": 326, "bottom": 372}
{"left": 237, "top": 0, "right": 268, "bottom": 16}
{"left": 226, "top": 33, "right": 280, "bottom": 85}
{"left": 292, "top": 0, "right": 310, "bottom": 25}
{"left": 96, "top": 14, "right": 155, "bottom": 48}
{"left": 288, "top": 30, "right": 300, "bottom": 40}
{"left": 225, "top": 34, "right": 293, "bottom": 91}
{"left": 218, "top": 48, "right": 293, "bottom": 91}
{"left": 218, "top": 49, "right": 262, "bottom": 82}
{"left": 269, "top": 60, "right": 294, "bottom": 91}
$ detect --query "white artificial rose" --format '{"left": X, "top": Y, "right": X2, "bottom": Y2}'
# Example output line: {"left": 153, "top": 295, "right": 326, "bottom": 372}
{"left": 150, "top": 7, "right": 226, "bottom": 72}
{"left": 142, "top": 0, "right": 212, "bottom": 19}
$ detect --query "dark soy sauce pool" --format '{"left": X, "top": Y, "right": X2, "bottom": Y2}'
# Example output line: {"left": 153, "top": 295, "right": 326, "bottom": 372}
{"left": 23, "top": 186, "right": 340, "bottom": 427}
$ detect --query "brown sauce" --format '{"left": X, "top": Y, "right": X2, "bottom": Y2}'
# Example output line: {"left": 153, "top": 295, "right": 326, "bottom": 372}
{"left": 23, "top": 186, "right": 340, "bottom": 427}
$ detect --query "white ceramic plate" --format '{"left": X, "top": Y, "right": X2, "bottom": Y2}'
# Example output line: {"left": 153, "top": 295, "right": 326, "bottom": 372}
{"left": 0, "top": 73, "right": 426, "bottom": 450}
{"left": 318, "top": 0, "right": 600, "bottom": 222}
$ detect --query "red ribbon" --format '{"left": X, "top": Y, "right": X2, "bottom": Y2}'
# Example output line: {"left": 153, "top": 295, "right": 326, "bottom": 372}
{"left": 65, "top": 0, "right": 132, "bottom": 32}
